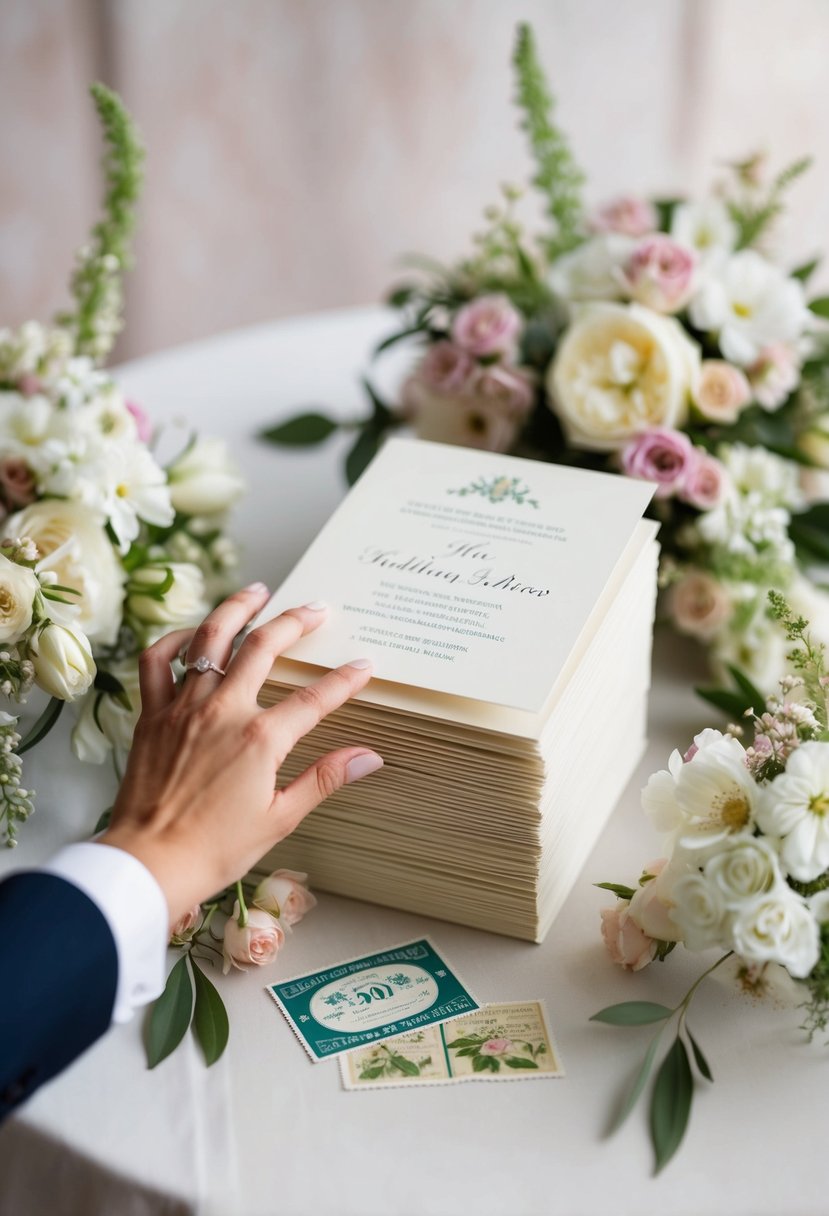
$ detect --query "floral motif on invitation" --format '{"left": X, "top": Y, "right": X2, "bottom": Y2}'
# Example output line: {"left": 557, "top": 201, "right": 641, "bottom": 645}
{"left": 448, "top": 475, "right": 539, "bottom": 508}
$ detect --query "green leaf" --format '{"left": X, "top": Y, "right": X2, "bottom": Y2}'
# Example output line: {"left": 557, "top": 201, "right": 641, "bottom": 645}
{"left": 445, "top": 1036, "right": 485, "bottom": 1048}
{"left": 695, "top": 686, "right": 755, "bottom": 720}
{"left": 145, "top": 956, "right": 194, "bottom": 1069}
{"left": 374, "top": 324, "right": 428, "bottom": 356}
{"left": 359, "top": 1065, "right": 386, "bottom": 1079}
{"left": 650, "top": 1037, "right": 694, "bottom": 1175}
{"left": 345, "top": 426, "right": 382, "bottom": 485}
{"left": 790, "top": 503, "right": 829, "bottom": 563}
{"left": 590, "top": 1001, "right": 673, "bottom": 1027}
{"left": 93, "top": 806, "right": 113, "bottom": 834}
{"left": 361, "top": 377, "right": 393, "bottom": 426}
{"left": 390, "top": 1054, "right": 420, "bottom": 1077}
{"left": 724, "top": 665, "right": 765, "bottom": 713}
{"left": 17, "top": 697, "right": 64, "bottom": 756}
{"left": 471, "top": 1054, "right": 490, "bottom": 1073}
{"left": 809, "top": 296, "right": 829, "bottom": 318}
{"left": 191, "top": 961, "right": 229, "bottom": 1067}
{"left": 504, "top": 1056, "right": 539, "bottom": 1069}
{"left": 793, "top": 256, "right": 821, "bottom": 283}
{"left": 386, "top": 284, "right": 416, "bottom": 308}
{"left": 608, "top": 1029, "right": 665, "bottom": 1135}
{"left": 453, "top": 1046, "right": 481, "bottom": 1058}
{"left": 594, "top": 881, "right": 637, "bottom": 901}
{"left": 687, "top": 1029, "right": 713, "bottom": 1082}
{"left": 259, "top": 413, "right": 339, "bottom": 446}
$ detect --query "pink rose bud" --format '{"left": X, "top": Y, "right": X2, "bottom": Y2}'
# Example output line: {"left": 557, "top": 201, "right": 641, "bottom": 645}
{"left": 451, "top": 294, "right": 522, "bottom": 358}
{"left": 479, "top": 1037, "right": 514, "bottom": 1056}
{"left": 252, "top": 869, "right": 317, "bottom": 926}
{"left": 126, "top": 399, "right": 153, "bottom": 444}
{"left": 681, "top": 451, "right": 729, "bottom": 510}
{"left": 694, "top": 360, "right": 752, "bottom": 423}
{"left": 0, "top": 457, "right": 37, "bottom": 508}
{"left": 748, "top": 343, "right": 799, "bottom": 410}
{"left": 591, "top": 195, "right": 658, "bottom": 238}
{"left": 628, "top": 859, "right": 681, "bottom": 942}
{"left": 222, "top": 902, "right": 285, "bottom": 973}
{"left": 600, "top": 901, "right": 657, "bottom": 971}
{"left": 473, "top": 365, "right": 535, "bottom": 415}
{"left": 669, "top": 570, "right": 732, "bottom": 641}
{"left": 621, "top": 427, "right": 695, "bottom": 498}
{"left": 169, "top": 903, "right": 203, "bottom": 946}
{"left": 622, "top": 235, "right": 697, "bottom": 313}
{"left": 418, "top": 341, "right": 476, "bottom": 394}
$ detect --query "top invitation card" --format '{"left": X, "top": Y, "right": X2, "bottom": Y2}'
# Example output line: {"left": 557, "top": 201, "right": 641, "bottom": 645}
{"left": 258, "top": 439, "right": 654, "bottom": 712}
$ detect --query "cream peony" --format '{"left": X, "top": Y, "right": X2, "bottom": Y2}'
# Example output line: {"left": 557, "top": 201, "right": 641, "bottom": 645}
{"left": 0, "top": 551, "right": 39, "bottom": 644}
{"left": 167, "top": 437, "right": 245, "bottom": 517}
{"left": 547, "top": 303, "right": 699, "bottom": 450}
{"left": 8, "top": 499, "right": 125, "bottom": 647}
{"left": 30, "top": 623, "right": 95, "bottom": 700}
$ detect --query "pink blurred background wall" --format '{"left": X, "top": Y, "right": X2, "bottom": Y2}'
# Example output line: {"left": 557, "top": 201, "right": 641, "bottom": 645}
{"left": 2, "top": 0, "right": 829, "bottom": 360}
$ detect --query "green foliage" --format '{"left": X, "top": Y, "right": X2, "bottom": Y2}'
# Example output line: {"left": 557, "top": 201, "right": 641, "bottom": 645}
{"left": 594, "top": 881, "right": 637, "bottom": 901}
{"left": 767, "top": 590, "right": 827, "bottom": 727}
{"left": 259, "top": 413, "right": 339, "bottom": 446}
{"left": 590, "top": 1002, "right": 672, "bottom": 1027}
{"left": 57, "top": 84, "right": 144, "bottom": 362}
{"left": 696, "top": 663, "right": 766, "bottom": 721}
{"left": 728, "top": 155, "right": 811, "bottom": 250}
{"left": 191, "top": 961, "right": 230, "bottom": 1066}
{"left": 650, "top": 1037, "right": 694, "bottom": 1174}
{"left": 808, "top": 296, "right": 829, "bottom": 319}
{"left": 16, "top": 696, "right": 63, "bottom": 756}
{"left": 512, "top": 23, "right": 584, "bottom": 258}
{"left": 146, "top": 956, "right": 194, "bottom": 1069}
{"left": 790, "top": 502, "right": 829, "bottom": 565}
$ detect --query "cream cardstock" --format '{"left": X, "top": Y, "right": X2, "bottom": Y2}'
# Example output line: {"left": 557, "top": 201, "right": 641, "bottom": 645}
{"left": 258, "top": 438, "right": 654, "bottom": 711}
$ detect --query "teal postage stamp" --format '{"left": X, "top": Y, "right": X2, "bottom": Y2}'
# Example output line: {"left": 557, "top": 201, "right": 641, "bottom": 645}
{"left": 267, "top": 938, "right": 479, "bottom": 1062}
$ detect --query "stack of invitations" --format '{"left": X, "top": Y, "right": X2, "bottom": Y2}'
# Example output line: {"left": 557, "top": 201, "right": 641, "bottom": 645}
{"left": 254, "top": 438, "right": 658, "bottom": 942}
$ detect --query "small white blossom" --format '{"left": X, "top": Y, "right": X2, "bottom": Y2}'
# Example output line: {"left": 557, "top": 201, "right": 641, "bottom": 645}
{"left": 757, "top": 742, "right": 829, "bottom": 881}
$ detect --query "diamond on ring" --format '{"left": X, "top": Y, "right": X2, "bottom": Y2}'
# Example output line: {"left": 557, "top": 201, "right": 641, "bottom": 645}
{"left": 186, "top": 656, "right": 227, "bottom": 677}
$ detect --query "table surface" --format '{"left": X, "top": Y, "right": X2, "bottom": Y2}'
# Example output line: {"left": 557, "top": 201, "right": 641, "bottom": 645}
{"left": 0, "top": 308, "right": 824, "bottom": 1216}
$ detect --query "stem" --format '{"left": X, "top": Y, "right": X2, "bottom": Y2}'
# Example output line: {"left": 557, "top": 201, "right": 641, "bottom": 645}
{"left": 235, "top": 880, "right": 248, "bottom": 927}
{"left": 675, "top": 952, "right": 733, "bottom": 1033}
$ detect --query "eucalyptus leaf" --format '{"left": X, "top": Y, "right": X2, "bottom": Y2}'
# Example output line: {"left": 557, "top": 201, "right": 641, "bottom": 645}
{"left": 650, "top": 1037, "right": 694, "bottom": 1174}
{"left": 145, "top": 956, "right": 194, "bottom": 1069}
{"left": 17, "top": 697, "right": 63, "bottom": 756}
{"left": 504, "top": 1056, "right": 538, "bottom": 1069}
{"left": 608, "top": 1028, "right": 665, "bottom": 1135}
{"left": 191, "top": 961, "right": 230, "bottom": 1067}
{"left": 594, "top": 881, "right": 637, "bottom": 901}
{"left": 390, "top": 1054, "right": 420, "bottom": 1076}
{"left": 259, "top": 413, "right": 339, "bottom": 446}
{"left": 590, "top": 1001, "right": 673, "bottom": 1027}
{"left": 687, "top": 1029, "right": 713, "bottom": 1082}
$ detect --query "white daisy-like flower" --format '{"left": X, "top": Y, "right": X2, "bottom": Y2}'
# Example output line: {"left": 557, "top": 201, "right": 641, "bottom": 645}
{"left": 756, "top": 742, "right": 829, "bottom": 881}
{"left": 674, "top": 733, "right": 759, "bottom": 848}
{"left": 688, "top": 250, "right": 808, "bottom": 368}
{"left": 69, "top": 439, "right": 174, "bottom": 553}
{"left": 670, "top": 199, "right": 737, "bottom": 266}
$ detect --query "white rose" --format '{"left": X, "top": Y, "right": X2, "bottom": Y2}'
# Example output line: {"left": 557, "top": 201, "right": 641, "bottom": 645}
{"left": 704, "top": 833, "right": 781, "bottom": 909}
{"left": 548, "top": 234, "right": 633, "bottom": 302}
{"left": 731, "top": 889, "right": 819, "bottom": 978}
{"left": 127, "top": 561, "right": 208, "bottom": 627}
{"left": 671, "top": 871, "right": 728, "bottom": 951}
{"left": 547, "top": 302, "right": 699, "bottom": 450}
{"left": 71, "top": 657, "right": 141, "bottom": 764}
{"left": 8, "top": 499, "right": 126, "bottom": 648}
{"left": 30, "top": 623, "right": 95, "bottom": 701}
{"left": 167, "top": 437, "right": 245, "bottom": 516}
{"left": 0, "top": 552, "right": 39, "bottom": 644}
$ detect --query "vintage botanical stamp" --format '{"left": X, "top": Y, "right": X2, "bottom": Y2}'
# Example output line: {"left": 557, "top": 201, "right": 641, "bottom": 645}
{"left": 267, "top": 938, "right": 479, "bottom": 1062}
{"left": 339, "top": 1000, "right": 564, "bottom": 1088}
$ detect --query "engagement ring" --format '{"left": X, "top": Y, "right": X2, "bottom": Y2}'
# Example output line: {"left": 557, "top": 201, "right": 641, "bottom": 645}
{"left": 185, "top": 656, "right": 227, "bottom": 677}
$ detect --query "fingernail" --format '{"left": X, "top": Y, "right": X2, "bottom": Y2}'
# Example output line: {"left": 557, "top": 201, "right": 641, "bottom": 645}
{"left": 345, "top": 752, "right": 384, "bottom": 784}
{"left": 245, "top": 582, "right": 269, "bottom": 595}
{"left": 345, "top": 657, "right": 372, "bottom": 669}
{"left": 304, "top": 600, "right": 328, "bottom": 611}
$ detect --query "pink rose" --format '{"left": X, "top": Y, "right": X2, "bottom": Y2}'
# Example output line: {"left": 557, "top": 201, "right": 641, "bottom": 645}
{"left": 748, "top": 344, "right": 799, "bottom": 411}
{"left": 405, "top": 379, "right": 525, "bottom": 453}
{"left": 473, "top": 365, "right": 535, "bottom": 416}
{"left": 694, "top": 360, "right": 752, "bottom": 423}
{"left": 591, "top": 195, "right": 657, "bottom": 238}
{"left": 222, "top": 902, "right": 285, "bottom": 974}
{"left": 621, "top": 427, "right": 695, "bottom": 497}
{"left": 681, "top": 451, "right": 728, "bottom": 510}
{"left": 126, "top": 399, "right": 153, "bottom": 444}
{"left": 628, "top": 859, "right": 681, "bottom": 942}
{"left": 480, "top": 1037, "right": 514, "bottom": 1056}
{"left": 451, "top": 294, "right": 522, "bottom": 358}
{"left": 252, "top": 869, "right": 317, "bottom": 926}
{"left": 418, "top": 341, "right": 476, "bottom": 394}
{"left": 668, "top": 570, "right": 732, "bottom": 640}
{"left": 622, "top": 235, "right": 697, "bottom": 313}
{"left": 16, "top": 373, "right": 43, "bottom": 397}
{"left": 169, "top": 903, "right": 203, "bottom": 946}
{"left": 600, "top": 901, "right": 656, "bottom": 972}
{"left": 0, "top": 458, "right": 37, "bottom": 508}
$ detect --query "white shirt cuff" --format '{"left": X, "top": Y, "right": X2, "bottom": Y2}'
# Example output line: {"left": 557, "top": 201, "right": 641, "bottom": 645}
{"left": 44, "top": 842, "right": 169, "bottom": 1024}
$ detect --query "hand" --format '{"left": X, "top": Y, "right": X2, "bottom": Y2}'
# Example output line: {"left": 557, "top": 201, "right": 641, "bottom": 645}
{"left": 99, "top": 583, "right": 382, "bottom": 927}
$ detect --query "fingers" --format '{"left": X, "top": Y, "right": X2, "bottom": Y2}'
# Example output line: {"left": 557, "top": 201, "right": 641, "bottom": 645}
{"left": 270, "top": 746, "right": 384, "bottom": 837}
{"left": 138, "top": 627, "right": 196, "bottom": 713}
{"left": 265, "top": 659, "right": 374, "bottom": 764}
{"left": 223, "top": 602, "right": 329, "bottom": 697}
{"left": 180, "top": 582, "right": 272, "bottom": 698}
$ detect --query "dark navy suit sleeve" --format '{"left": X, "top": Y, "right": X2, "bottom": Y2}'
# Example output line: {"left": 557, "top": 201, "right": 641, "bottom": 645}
{"left": 0, "top": 872, "right": 118, "bottom": 1119}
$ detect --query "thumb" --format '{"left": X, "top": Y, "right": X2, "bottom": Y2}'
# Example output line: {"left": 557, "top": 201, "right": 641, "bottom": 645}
{"left": 270, "top": 747, "right": 384, "bottom": 838}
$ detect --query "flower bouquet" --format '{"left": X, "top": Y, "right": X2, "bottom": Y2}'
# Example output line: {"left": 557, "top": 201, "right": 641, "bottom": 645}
{"left": 0, "top": 85, "right": 244, "bottom": 846}
{"left": 263, "top": 23, "right": 829, "bottom": 694}
{"left": 594, "top": 592, "right": 829, "bottom": 1171}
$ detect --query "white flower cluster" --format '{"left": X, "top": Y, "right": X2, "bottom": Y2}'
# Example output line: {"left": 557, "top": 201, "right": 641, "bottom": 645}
{"left": 0, "top": 319, "right": 245, "bottom": 817}
{"left": 0, "top": 710, "right": 34, "bottom": 847}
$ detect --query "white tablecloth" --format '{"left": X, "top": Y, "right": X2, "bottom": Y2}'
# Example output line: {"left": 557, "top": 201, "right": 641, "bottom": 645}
{"left": 0, "top": 308, "right": 824, "bottom": 1216}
